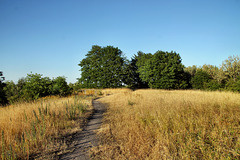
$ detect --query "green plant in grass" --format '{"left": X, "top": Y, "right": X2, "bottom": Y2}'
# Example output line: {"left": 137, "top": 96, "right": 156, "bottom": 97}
{"left": 33, "top": 110, "right": 39, "bottom": 124}
{"left": 1, "top": 130, "right": 5, "bottom": 160}
{"left": 128, "top": 100, "right": 135, "bottom": 106}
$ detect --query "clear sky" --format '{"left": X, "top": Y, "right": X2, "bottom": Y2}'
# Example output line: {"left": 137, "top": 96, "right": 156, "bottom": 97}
{"left": 1, "top": 0, "right": 240, "bottom": 83}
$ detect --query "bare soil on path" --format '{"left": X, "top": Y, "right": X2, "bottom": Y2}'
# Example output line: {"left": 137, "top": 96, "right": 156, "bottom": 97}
{"left": 59, "top": 99, "right": 105, "bottom": 160}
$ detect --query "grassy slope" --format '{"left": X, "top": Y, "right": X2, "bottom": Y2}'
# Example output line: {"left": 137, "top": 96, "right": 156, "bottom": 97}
{"left": 92, "top": 89, "right": 240, "bottom": 159}
{"left": 0, "top": 94, "right": 94, "bottom": 159}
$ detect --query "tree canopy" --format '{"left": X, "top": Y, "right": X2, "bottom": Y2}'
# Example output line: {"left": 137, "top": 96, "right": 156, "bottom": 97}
{"left": 1, "top": 73, "right": 73, "bottom": 105}
{"left": 0, "top": 72, "right": 8, "bottom": 105}
{"left": 78, "top": 46, "right": 240, "bottom": 92}
{"left": 78, "top": 45, "right": 127, "bottom": 88}
{"left": 78, "top": 47, "right": 189, "bottom": 89}
{"left": 21, "top": 73, "right": 53, "bottom": 100}
{"left": 52, "top": 76, "right": 71, "bottom": 96}
{"left": 221, "top": 55, "right": 240, "bottom": 82}
{"left": 191, "top": 70, "right": 211, "bottom": 90}
{"left": 136, "top": 51, "right": 188, "bottom": 89}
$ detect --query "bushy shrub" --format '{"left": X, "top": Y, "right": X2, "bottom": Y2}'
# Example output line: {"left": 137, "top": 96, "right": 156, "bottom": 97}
{"left": 205, "top": 80, "right": 223, "bottom": 91}
{"left": 0, "top": 81, "right": 8, "bottom": 106}
{"left": 21, "top": 73, "right": 53, "bottom": 101}
{"left": 3, "top": 81, "right": 19, "bottom": 104}
{"left": 52, "top": 76, "right": 70, "bottom": 96}
{"left": 191, "top": 70, "right": 211, "bottom": 90}
{"left": 225, "top": 78, "right": 240, "bottom": 92}
{"left": 2, "top": 73, "right": 74, "bottom": 104}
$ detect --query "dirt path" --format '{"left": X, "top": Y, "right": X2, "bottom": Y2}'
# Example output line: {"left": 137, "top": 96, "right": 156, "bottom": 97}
{"left": 59, "top": 99, "right": 105, "bottom": 160}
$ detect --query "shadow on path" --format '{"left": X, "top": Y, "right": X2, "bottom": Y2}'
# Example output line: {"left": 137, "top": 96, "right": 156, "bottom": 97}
{"left": 59, "top": 100, "right": 106, "bottom": 160}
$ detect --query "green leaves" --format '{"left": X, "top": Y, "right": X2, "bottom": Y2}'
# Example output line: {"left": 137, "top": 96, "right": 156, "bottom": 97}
{"left": 79, "top": 46, "right": 189, "bottom": 89}
{"left": 21, "top": 73, "right": 53, "bottom": 101}
{"left": 2, "top": 73, "right": 73, "bottom": 104}
{"left": 136, "top": 50, "right": 187, "bottom": 89}
{"left": 191, "top": 70, "right": 211, "bottom": 90}
{"left": 0, "top": 81, "right": 8, "bottom": 106}
{"left": 78, "top": 45, "right": 127, "bottom": 88}
{"left": 52, "top": 76, "right": 70, "bottom": 96}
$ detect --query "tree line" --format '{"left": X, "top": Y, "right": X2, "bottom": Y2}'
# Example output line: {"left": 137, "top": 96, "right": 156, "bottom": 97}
{"left": 0, "top": 73, "right": 79, "bottom": 105}
{"left": 185, "top": 55, "right": 240, "bottom": 91}
{"left": 78, "top": 45, "right": 188, "bottom": 89}
{"left": 79, "top": 45, "right": 240, "bottom": 91}
{"left": 1, "top": 45, "right": 239, "bottom": 105}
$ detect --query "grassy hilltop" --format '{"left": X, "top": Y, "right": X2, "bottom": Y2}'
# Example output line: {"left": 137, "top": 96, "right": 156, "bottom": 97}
{"left": 0, "top": 89, "right": 239, "bottom": 159}
{"left": 92, "top": 89, "right": 240, "bottom": 159}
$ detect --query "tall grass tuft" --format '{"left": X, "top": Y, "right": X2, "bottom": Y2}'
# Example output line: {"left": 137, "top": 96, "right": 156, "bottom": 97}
{"left": 1, "top": 130, "right": 5, "bottom": 160}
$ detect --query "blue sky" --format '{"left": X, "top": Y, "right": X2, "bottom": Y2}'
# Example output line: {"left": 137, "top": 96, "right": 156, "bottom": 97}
{"left": 1, "top": 0, "right": 240, "bottom": 83}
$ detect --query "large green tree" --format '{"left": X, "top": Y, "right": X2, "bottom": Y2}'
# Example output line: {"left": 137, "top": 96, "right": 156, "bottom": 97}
{"left": 124, "top": 52, "right": 151, "bottom": 89}
{"left": 221, "top": 55, "right": 240, "bottom": 82}
{"left": 78, "top": 45, "right": 127, "bottom": 88}
{"left": 221, "top": 55, "right": 240, "bottom": 91}
{"left": 137, "top": 51, "right": 188, "bottom": 89}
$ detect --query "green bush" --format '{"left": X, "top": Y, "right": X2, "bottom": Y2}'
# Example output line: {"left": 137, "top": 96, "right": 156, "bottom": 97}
{"left": 3, "top": 81, "right": 18, "bottom": 104}
{"left": 191, "top": 70, "right": 211, "bottom": 90}
{"left": 205, "top": 80, "right": 222, "bottom": 91}
{"left": 225, "top": 78, "right": 240, "bottom": 92}
{"left": 21, "top": 73, "right": 53, "bottom": 101}
{"left": 52, "top": 76, "right": 70, "bottom": 96}
{"left": 0, "top": 82, "right": 8, "bottom": 106}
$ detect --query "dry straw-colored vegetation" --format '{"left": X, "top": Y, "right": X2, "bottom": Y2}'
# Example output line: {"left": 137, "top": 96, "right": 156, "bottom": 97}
{"left": 0, "top": 92, "right": 95, "bottom": 159}
{"left": 92, "top": 89, "right": 240, "bottom": 159}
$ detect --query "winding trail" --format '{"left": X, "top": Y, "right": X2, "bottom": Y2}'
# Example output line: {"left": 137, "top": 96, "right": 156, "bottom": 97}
{"left": 59, "top": 99, "right": 105, "bottom": 160}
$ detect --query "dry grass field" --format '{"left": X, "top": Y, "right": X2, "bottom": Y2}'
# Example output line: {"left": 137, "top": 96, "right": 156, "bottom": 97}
{"left": 0, "top": 93, "right": 94, "bottom": 159}
{"left": 92, "top": 89, "right": 240, "bottom": 159}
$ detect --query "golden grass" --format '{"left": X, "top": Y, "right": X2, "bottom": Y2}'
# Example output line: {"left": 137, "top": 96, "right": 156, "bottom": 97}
{"left": 92, "top": 89, "right": 240, "bottom": 159}
{"left": 100, "top": 88, "right": 132, "bottom": 95}
{"left": 0, "top": 95, "right": 93, "bottom": 159}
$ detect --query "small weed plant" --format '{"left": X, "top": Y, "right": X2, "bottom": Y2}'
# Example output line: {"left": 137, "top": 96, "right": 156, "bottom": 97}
{"left": 128, "top": 100, "right": 135, "bottom": 106}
